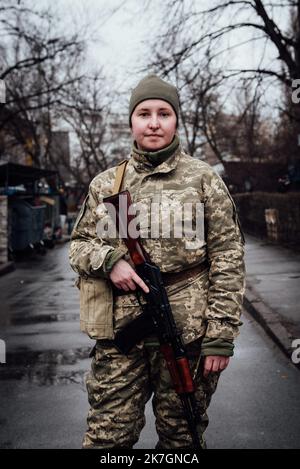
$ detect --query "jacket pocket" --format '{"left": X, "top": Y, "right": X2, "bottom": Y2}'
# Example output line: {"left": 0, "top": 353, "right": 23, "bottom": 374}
{"left": 79, "top": 276, "right": 114, "bottom": 339}
{"left": 159, "top": 188, "right": 206, "bottom": 270}
{"left": 72, "top": 194, "right": 89, "bottom": 234}
{"left": 226, "top": 192, "right": 245, "bottom": 244}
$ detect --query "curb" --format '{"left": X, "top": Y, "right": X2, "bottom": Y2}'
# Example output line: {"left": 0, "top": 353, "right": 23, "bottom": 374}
{"left": 0, "top": 261, "right": 15, "bottom": 277}
{"left": 243, "top": 282, "right": 299, "bottom": 370}
{"left": 55, "top": 235, "right": 71, "bottom": 245}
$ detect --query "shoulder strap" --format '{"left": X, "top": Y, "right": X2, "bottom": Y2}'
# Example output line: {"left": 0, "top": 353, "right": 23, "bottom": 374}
{"left": 112, "top": 159, "right": 129, "bottom": 195}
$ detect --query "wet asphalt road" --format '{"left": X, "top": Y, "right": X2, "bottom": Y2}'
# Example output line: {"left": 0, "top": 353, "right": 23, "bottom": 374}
{"left": 0, "top": 243, "right": 300, "bottom": 449}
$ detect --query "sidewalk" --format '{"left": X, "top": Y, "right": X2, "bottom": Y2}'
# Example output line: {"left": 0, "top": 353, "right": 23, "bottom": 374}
{"left": 0, "top": 236, "right": 70, "bottom": 277}
{"left": 243, "top": 234, "right": 300, "bottom": 364}
{"left": 0, "top": 261, "right": 15, "bottom": 277}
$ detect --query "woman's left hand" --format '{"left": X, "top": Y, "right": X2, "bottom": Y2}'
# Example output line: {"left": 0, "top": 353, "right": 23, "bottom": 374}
{"left": 203, "top": 356, "right": 230, "bottom": 378}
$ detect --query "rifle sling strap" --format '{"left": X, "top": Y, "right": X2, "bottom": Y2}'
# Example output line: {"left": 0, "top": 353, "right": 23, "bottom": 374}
{"left": 112, "top": 159, "right": 129, "bottom": 195}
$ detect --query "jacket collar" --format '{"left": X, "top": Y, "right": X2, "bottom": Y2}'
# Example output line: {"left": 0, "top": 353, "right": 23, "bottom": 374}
{"left": 130, "top": 134, "right": 181, "bottom": 175}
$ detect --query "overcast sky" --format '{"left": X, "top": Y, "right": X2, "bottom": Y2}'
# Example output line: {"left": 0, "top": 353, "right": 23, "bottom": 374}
{"left": 51, "top": 0, "right": 289, "bottom": 111}
{"left": 19, "top": 0, "right": 290, "bottom": 120}
{"left": 10, "top": 0, "right": 289, "bottom": 157}
{"left": 55, "top": 0, "right": 159, "bottom": 95}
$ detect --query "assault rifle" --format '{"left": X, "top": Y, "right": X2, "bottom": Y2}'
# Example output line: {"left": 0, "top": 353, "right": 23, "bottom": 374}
{"left": 103, "top": 190, "right": 202, "bottom": 450}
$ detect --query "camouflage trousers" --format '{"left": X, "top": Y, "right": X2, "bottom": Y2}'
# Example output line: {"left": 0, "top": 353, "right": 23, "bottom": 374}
{"left": 83, "top": 336, "right": 220, "bottom": 449}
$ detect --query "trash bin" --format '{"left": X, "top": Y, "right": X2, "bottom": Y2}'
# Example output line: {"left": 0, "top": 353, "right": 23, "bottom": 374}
{"left": 32, "top": 205, "right": 46, "bottom": 244}
{"left": 10, "top": 199, "right": 46, "bottom": 251}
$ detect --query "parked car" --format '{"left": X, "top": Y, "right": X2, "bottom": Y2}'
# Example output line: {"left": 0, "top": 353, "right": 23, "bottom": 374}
{"left": 9, "top": 199, "right": 47, "bottom": 257}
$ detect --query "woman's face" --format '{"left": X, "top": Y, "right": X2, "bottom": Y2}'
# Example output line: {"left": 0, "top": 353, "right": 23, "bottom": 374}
{"left": 131, "top": 99, "right": 177, "bottom": 151}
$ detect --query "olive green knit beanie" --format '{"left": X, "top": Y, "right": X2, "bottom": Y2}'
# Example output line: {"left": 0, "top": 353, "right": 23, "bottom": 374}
{"left": 129, "top": 74, "right": 179, "bottom": 127}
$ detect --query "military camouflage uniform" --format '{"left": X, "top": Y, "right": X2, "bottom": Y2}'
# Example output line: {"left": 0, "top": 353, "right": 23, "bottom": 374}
{"left": 69, "top": 135, "right": 245, "bottom": 449}
{"left": 83, "top": 337, "right": 219, "bottom": 449}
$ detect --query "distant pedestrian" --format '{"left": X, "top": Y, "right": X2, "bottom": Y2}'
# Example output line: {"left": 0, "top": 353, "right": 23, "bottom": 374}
{"left": 59, "top": 188, "right": 68, "bottom": 233}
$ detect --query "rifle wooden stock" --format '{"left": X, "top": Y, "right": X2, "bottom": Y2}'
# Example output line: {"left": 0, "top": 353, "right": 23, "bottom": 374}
{"left": 103, "top": 190, "right": 147, "bottom": 265}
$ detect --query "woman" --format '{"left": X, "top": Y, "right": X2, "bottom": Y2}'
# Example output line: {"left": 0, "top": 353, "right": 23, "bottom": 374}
{"left": 69, "top": 74, "right": 245, "bottom": 449}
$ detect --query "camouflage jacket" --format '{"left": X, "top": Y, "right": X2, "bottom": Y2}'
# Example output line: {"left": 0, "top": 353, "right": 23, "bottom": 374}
{"left": 69, "top": 140, "right": 245, "bottom": 344}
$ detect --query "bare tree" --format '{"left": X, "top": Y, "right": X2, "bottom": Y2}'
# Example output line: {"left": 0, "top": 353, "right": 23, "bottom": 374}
{"left": 0, "top": 1, "right": 86, "bottom": 172}
{"left": 147, "top": 0, "right": 299, "bottom": 87}
{"left": 223, "top": 78, "right": 275, "bottom": 162}
{"left": 0, "top": 1, "right": 133, "bottom": 188}
{"left": 148, "top": 45, "right": 276, "bottom": 164}
{"left": 141, "top": 0, "right": 298, "bottom": 163}
{"left": 58, "top": 71, "right": 114, "bottom": 187}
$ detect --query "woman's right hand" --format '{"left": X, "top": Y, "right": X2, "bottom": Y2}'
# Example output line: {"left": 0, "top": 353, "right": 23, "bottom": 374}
{"left": 109, "top": 258, "right": 149, "bottom": 294}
